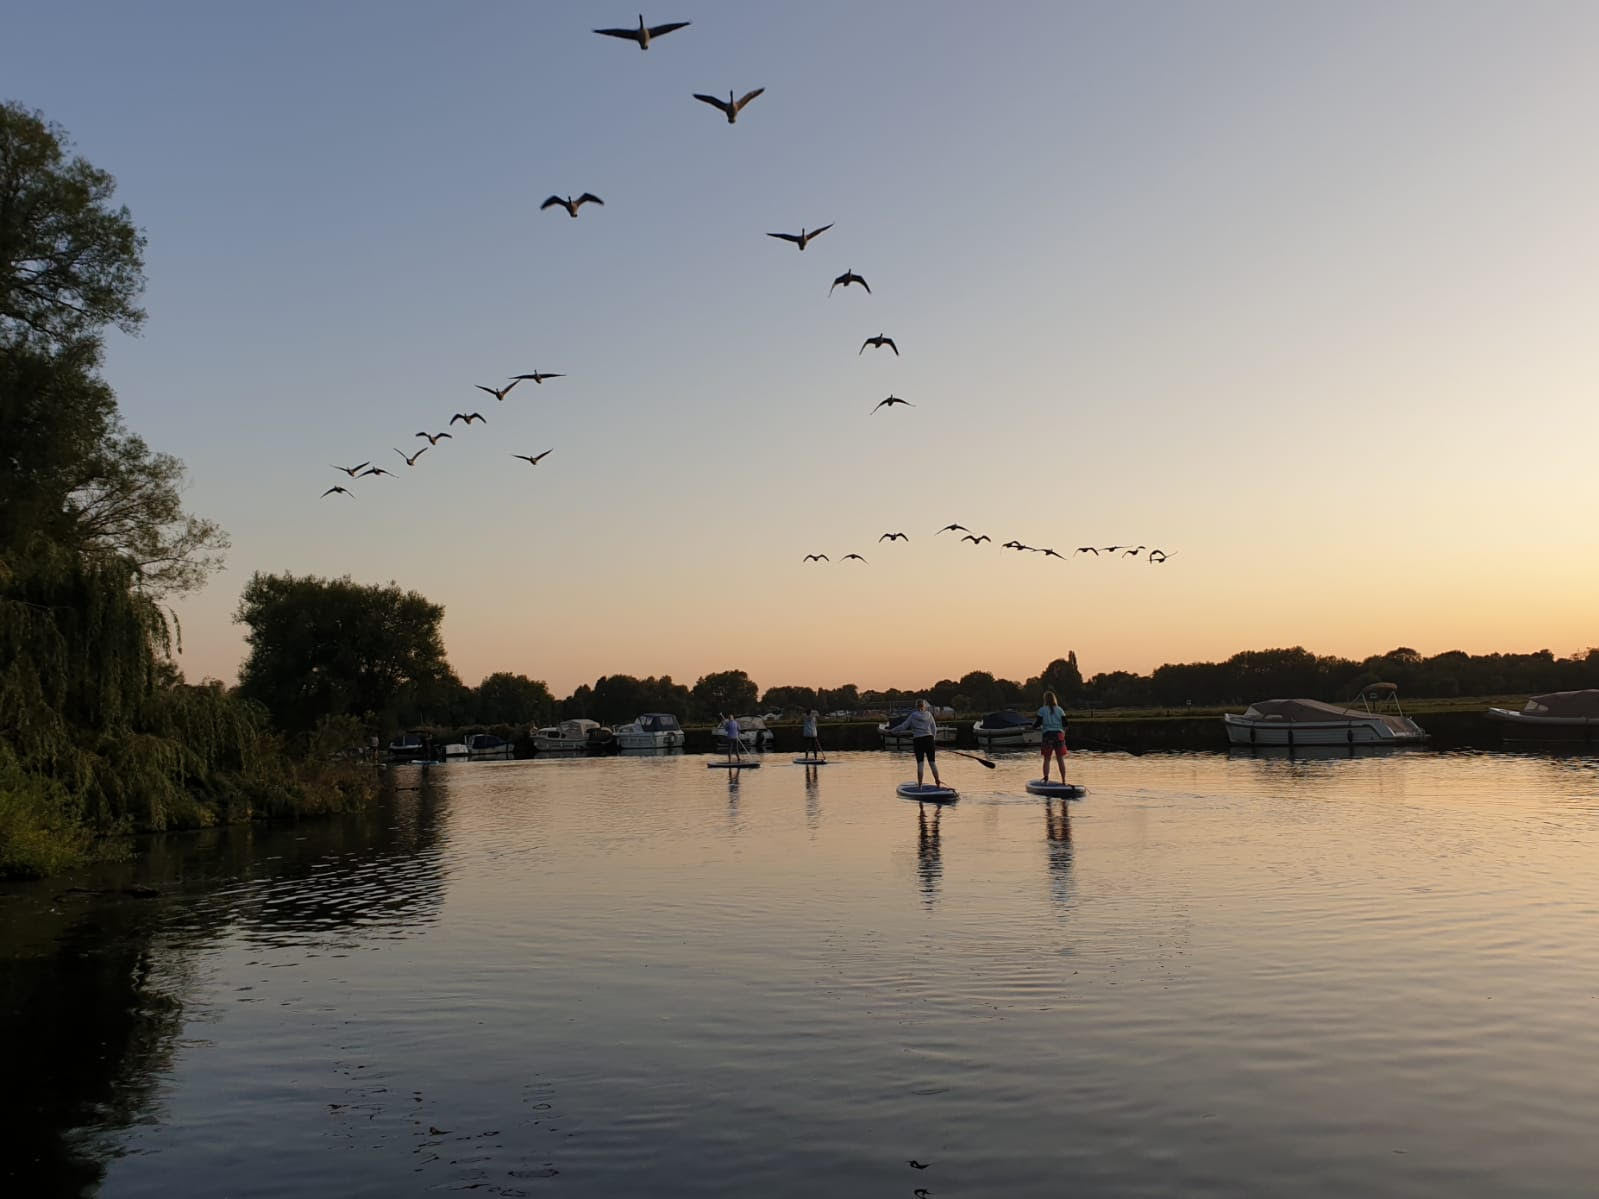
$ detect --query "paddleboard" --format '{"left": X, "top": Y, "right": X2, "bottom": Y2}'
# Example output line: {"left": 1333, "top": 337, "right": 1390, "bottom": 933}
{"left": 792, "top": 757, "right": 829, "bottom": 766}
{"left": 897, "top": 782, "right": 958, "bottom": 802}
{"left": 1026, "top": 779, "right": 1086, "bottom": 798}
{"left": 707, "top": 760, "right": 761, "bottom": 769}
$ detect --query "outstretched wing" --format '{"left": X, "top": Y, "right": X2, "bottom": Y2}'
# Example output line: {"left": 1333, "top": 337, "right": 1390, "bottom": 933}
{"left": 576, "top": 193, "right": 604, "bottom": 208}
{"left": 539, "top": 196, "right": 566, "bottom": 210}
{"left": 884, "top": 337, "right": 898, "bottom": 354}
{"left": 475, "top": 385, "right": 497, "bottom": 398}
{"left": 593, "top": 27, "right": 641, "bottom": 40}
{"left": 646, "top": 21, "right": 691, "bottom": 37}
{"left": 693, "top": 93, "right": 731, "bottom": 114}
{"left": 736, "top": 87, "right": 765, "bottom": 109}
{"left": 768, "top": 232, "right": 802, "bottom": 244}
{"left": 449, "top": 413, "right": 466, "bottom": 424}
{"left": 808, "top": 223, "right": 834, "bottom": 239}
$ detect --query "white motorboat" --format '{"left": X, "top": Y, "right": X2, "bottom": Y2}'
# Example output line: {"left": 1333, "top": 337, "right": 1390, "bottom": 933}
{"left": 533, "top": 718, "right": 600, "bottom": 753}
{"left": 464, "top": 732, "right": 514, "bottom": 758}
{"left": 972, "top": 710, "right": 1043, "bottom": 748}
{"left": 615, "top": 712, "right": 686, "bottom": 750}
{"left": 1224, "top": 683, "right": 1427, "bottom": 747}
{"left": 713, "top": 715, "right": 774, "bottom": 751}
{"left": 441, "top": 741, "right": 469, "bottom": 759}
{"left": 1487, "top": 690, "right": 1599, "bottom": 740}
{"left": 878, "top": 711, "right": 956, "bottom": 747}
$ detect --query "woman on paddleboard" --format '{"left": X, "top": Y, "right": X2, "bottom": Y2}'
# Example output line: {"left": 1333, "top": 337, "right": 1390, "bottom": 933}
{"left": 801, "top": 709, "right": 823, "bottom": 761}
{"left": 887, "top": 699, "right": 946, "bottom": 790}
{"left": 1035, "top": 690, "right": 1068, "bottom": 782}
{"left": 721, "top": 714, "right": 743, "bottom": 762}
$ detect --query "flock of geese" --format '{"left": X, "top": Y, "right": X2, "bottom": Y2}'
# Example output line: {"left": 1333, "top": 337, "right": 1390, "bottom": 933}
{"left": 318, "top": 13, "right": 1179, "bottom": 573}
{"left": 320, "top": 373, "right": 560, "bottom": 498}
{"left": 802, "top": 525, "right": 1174, "bottom": 566}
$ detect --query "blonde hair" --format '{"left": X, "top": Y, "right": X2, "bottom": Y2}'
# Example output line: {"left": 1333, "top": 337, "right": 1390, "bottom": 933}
{"left": 1043, "top": 690, "right": 1058, "bottom": 707}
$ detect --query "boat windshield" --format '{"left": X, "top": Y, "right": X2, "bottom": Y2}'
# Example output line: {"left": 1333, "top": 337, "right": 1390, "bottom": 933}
{"left": 641, "top": 714, "right": 681, "bottom": 732}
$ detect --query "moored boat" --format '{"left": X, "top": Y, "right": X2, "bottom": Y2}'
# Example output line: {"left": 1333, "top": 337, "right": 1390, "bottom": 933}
{"left": 972, "top": 710, "right": 1043, "bottom": 748}
{"left": 615, "top": 712, "right": 686, "bottom": 750}
{"left": 713, "top": 715, "right": 773, "bottom": 751}
{"left": 1223, "top": 683, "right": 1427, "bottom": 747}
{"left": 1487, "top": 690, "right": 1599, "bottom": 740}
{"left": 533, "top": 718, "right": 600, "bottom": 753}
{"left": 464, "top": 732, "right": 514, "bottom": 758}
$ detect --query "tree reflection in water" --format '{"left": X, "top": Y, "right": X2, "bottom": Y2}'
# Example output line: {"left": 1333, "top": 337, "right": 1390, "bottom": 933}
{"left": 0, "top": 771, "right": 449, "bottom": 1196}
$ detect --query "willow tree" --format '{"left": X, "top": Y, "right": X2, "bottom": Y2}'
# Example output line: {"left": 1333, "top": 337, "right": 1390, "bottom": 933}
{"left": 0, "top": 102, "right": 332, "bottom": 879}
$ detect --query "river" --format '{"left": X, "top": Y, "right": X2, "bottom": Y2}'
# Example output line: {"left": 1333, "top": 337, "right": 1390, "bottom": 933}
{"left": 4, "top": 748, "right": 1598, "bottom": 1197}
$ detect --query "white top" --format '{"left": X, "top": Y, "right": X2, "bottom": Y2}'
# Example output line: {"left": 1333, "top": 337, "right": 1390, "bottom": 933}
{"left": 723, "top": 717, "right": 740, "bottom": 738}
{"left": 802, "top": 715, "right": 818, "bottom": 736}
{"left": 888, "top": 709, "right": 938, "bottom": 737}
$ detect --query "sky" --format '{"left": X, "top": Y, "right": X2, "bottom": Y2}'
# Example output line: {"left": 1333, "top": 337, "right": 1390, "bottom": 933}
{"left": 6, "top": 1, "right": 1598, "bottom": 697}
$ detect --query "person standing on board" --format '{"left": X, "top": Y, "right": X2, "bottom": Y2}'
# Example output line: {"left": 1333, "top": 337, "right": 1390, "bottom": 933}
{"left": 887, "top": 699, "right": 946, "bottom": 790}
{"left": 801, "top": 708, "right": 823, "bottom": 761}
{"left": 1036, "top": 690, "right": 1069, "bottom": 783}
{"left": 721, "top": 713, "right": 743, "bottom": 763}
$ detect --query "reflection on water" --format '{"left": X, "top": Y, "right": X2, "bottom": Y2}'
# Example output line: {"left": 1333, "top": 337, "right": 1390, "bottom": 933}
{"left": 5, "top": 750, "right": 1599, "bottom": 1197}
{"left": 914, "top": 803, "right": 943, "bottom": 907}
{"left": 1044, "top": 799, "right": 1073, "bottom": 914}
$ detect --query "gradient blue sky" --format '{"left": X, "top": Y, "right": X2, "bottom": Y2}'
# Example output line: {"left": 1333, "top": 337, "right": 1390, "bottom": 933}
{"left": 6, "top": 2, "right": 1597, "bottom": 695}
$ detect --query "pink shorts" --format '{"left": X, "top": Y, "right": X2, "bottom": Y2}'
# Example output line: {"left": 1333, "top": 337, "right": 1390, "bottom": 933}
{"left": 1041, "top": 731, "right": 1067, "bottom": 757}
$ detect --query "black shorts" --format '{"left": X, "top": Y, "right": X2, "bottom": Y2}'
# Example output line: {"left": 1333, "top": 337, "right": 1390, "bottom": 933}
{"left": 913, "top": 735, "right": 936, "bottom": 764}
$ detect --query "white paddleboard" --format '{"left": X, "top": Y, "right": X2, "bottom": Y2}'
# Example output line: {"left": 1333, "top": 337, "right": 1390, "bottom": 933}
{"left": 707, "top": 760, "right": 761, "bottom": 769}
{"left": 898, "top": 782, "right": 957, "bottom": 802}
{"left": 1026, "top": 779, "right": 1085, "bottom": 798}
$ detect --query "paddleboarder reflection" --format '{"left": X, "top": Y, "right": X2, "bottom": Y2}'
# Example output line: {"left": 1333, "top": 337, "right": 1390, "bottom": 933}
{"left": 804, "top": 764, "right": 821, "bottom": 832}
{"left": 916, "top": 803, "right": 943, "bottom": 906}
{"left": 1045, "top": 798, "right": 1073, "bottom": 913}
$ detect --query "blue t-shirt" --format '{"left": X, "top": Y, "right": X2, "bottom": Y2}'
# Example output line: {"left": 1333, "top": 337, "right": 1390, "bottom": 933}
{"left": 1036, "top": 705, "right": 1066, "bottom": 733}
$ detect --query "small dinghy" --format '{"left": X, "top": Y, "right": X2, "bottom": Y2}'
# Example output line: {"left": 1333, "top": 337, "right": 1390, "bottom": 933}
{"left": 1026, "top": 779, "right": 1085, "bottom": 798}
{"left": 792, "top": 757, "right": 829, "bottom": 765}
{"left": 707, "top": 760, "right": 761, "bottom": 769}
{"left": 898, "top": 782, "right": 957, "bottom": 802}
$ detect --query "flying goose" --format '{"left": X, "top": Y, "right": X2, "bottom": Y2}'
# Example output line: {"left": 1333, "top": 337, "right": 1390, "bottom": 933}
{"left": 541, "top": 193, "right": 604, "bottom": 218}
{"left": 449, "top": 412, "right": 486, "bottom": 425}
{"left": 476, "top": 381, "right": 518, "bottom": 402}
{"left": 860, "top": 334, "right": 898, "bottom": 356}
{"left": 840, "top": 553, "right": 868, "bottom": 563}
{"left": 321, "top": 486, "right": 353, "bottom": 498}
{"left": 593, "top": 15, "right": 690, "bottom": 49}
{"left": 693, "top": 87, "right": 764, "bottom": 123}
{"left": 1073, "top": 546, "right": 1099, "bottom": 555}
{"left": 396, "top": 446, "right": 429, "bottom": 466}
{"left": 871, "top": 395, "right": 913, "bottom": 413}
{"left": 1121, "top": 545, "right": 1146, "bottom": 557}
{"left": 1040, "top": 547, "right": 1065, "bottom": 559}
{"left": 512, "top": 450, "right": 553, "bottom": 466}
{"left": 415, "top": 431, "right": 453, "bottom": 445}
{"left": 802, "top": 553, "right": 829, "bottom": 562}
{"left": 879, "top": 532, "right": 909, "bottom": 542}
{"left": 358, "top": 466, "right": 394, "bottom": 478}
{"left": 510, "top": 371, "right": 564, "bottom": 384}
{"left": 962, "top": 534, "right": 991, "bottom": 544}
{"left": 767, "top": 224, "right": 832, "bottom": 251}
{"left": 331, "top": 462, "right": 369, "bottom": 477}
{"left": 830, "top": 268, "right": 870, "bottom": 295}
{"left": 937, "top": 524, "right": 969, "bottom": 535}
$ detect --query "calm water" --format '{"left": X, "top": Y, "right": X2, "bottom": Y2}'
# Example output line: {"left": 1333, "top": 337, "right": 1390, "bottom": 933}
{"left": 6, "top": 749, "right": 1599, "bottom": 1197}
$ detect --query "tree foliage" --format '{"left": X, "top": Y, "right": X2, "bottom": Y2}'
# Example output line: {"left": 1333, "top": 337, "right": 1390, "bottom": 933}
{"left": 689, "top": 669, "right": 758, "bottom": 719}
{"left": 475, "top": 672, "right": 555, "bottom": 726}
{"left": 235, "top": 573, "right": 458, "bottom": 735}
{"left": 0, "top": 102, "right": 146, "bottom": 351}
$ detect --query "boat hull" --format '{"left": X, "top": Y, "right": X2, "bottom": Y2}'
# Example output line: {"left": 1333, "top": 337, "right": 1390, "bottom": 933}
{"left": 1486, "top": 709, "right": 1599, "bottom": 740}
{"left": 972, "top": 723, "right": 1043, "bottom": 748}
{"left": 1222, "top": 713, "right": 1426, "bottom": 746}
{"left": 617, "top": 732, "right": 686, "bottom": 750}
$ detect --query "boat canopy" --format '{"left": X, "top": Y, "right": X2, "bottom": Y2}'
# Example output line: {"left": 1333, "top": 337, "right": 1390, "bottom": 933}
{"left": 1522, "top": 690, "right": 1599, "bottom": 718}
{"left": 979, "top": 710, "right": 1031, "bottom": 728}
{"left": 560, "top": 718, "right": 599, "bottom": 736}
{"left": 639, "top": 713, "right": 681, "bottom": 732}
{"left": 1241, "top": 697, "right": 1415, "bottom": 735}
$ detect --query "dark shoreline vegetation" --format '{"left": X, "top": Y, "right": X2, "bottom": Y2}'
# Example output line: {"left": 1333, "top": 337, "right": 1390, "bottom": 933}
{"left": 4, "top": 102, "right": 1596, "bottom": 879}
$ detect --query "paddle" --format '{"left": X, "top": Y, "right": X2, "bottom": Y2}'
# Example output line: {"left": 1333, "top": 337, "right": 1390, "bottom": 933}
{"left": 946, "top": 748, "right": 997, "bottom": 770}
{"left": 1071, "top": 733, "right": 1145, "bottom": 757}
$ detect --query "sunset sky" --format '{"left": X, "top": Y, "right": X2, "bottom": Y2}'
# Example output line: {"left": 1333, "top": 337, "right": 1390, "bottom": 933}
{"left": 6, "top": 1, "right": 1597, "bottom": 696}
